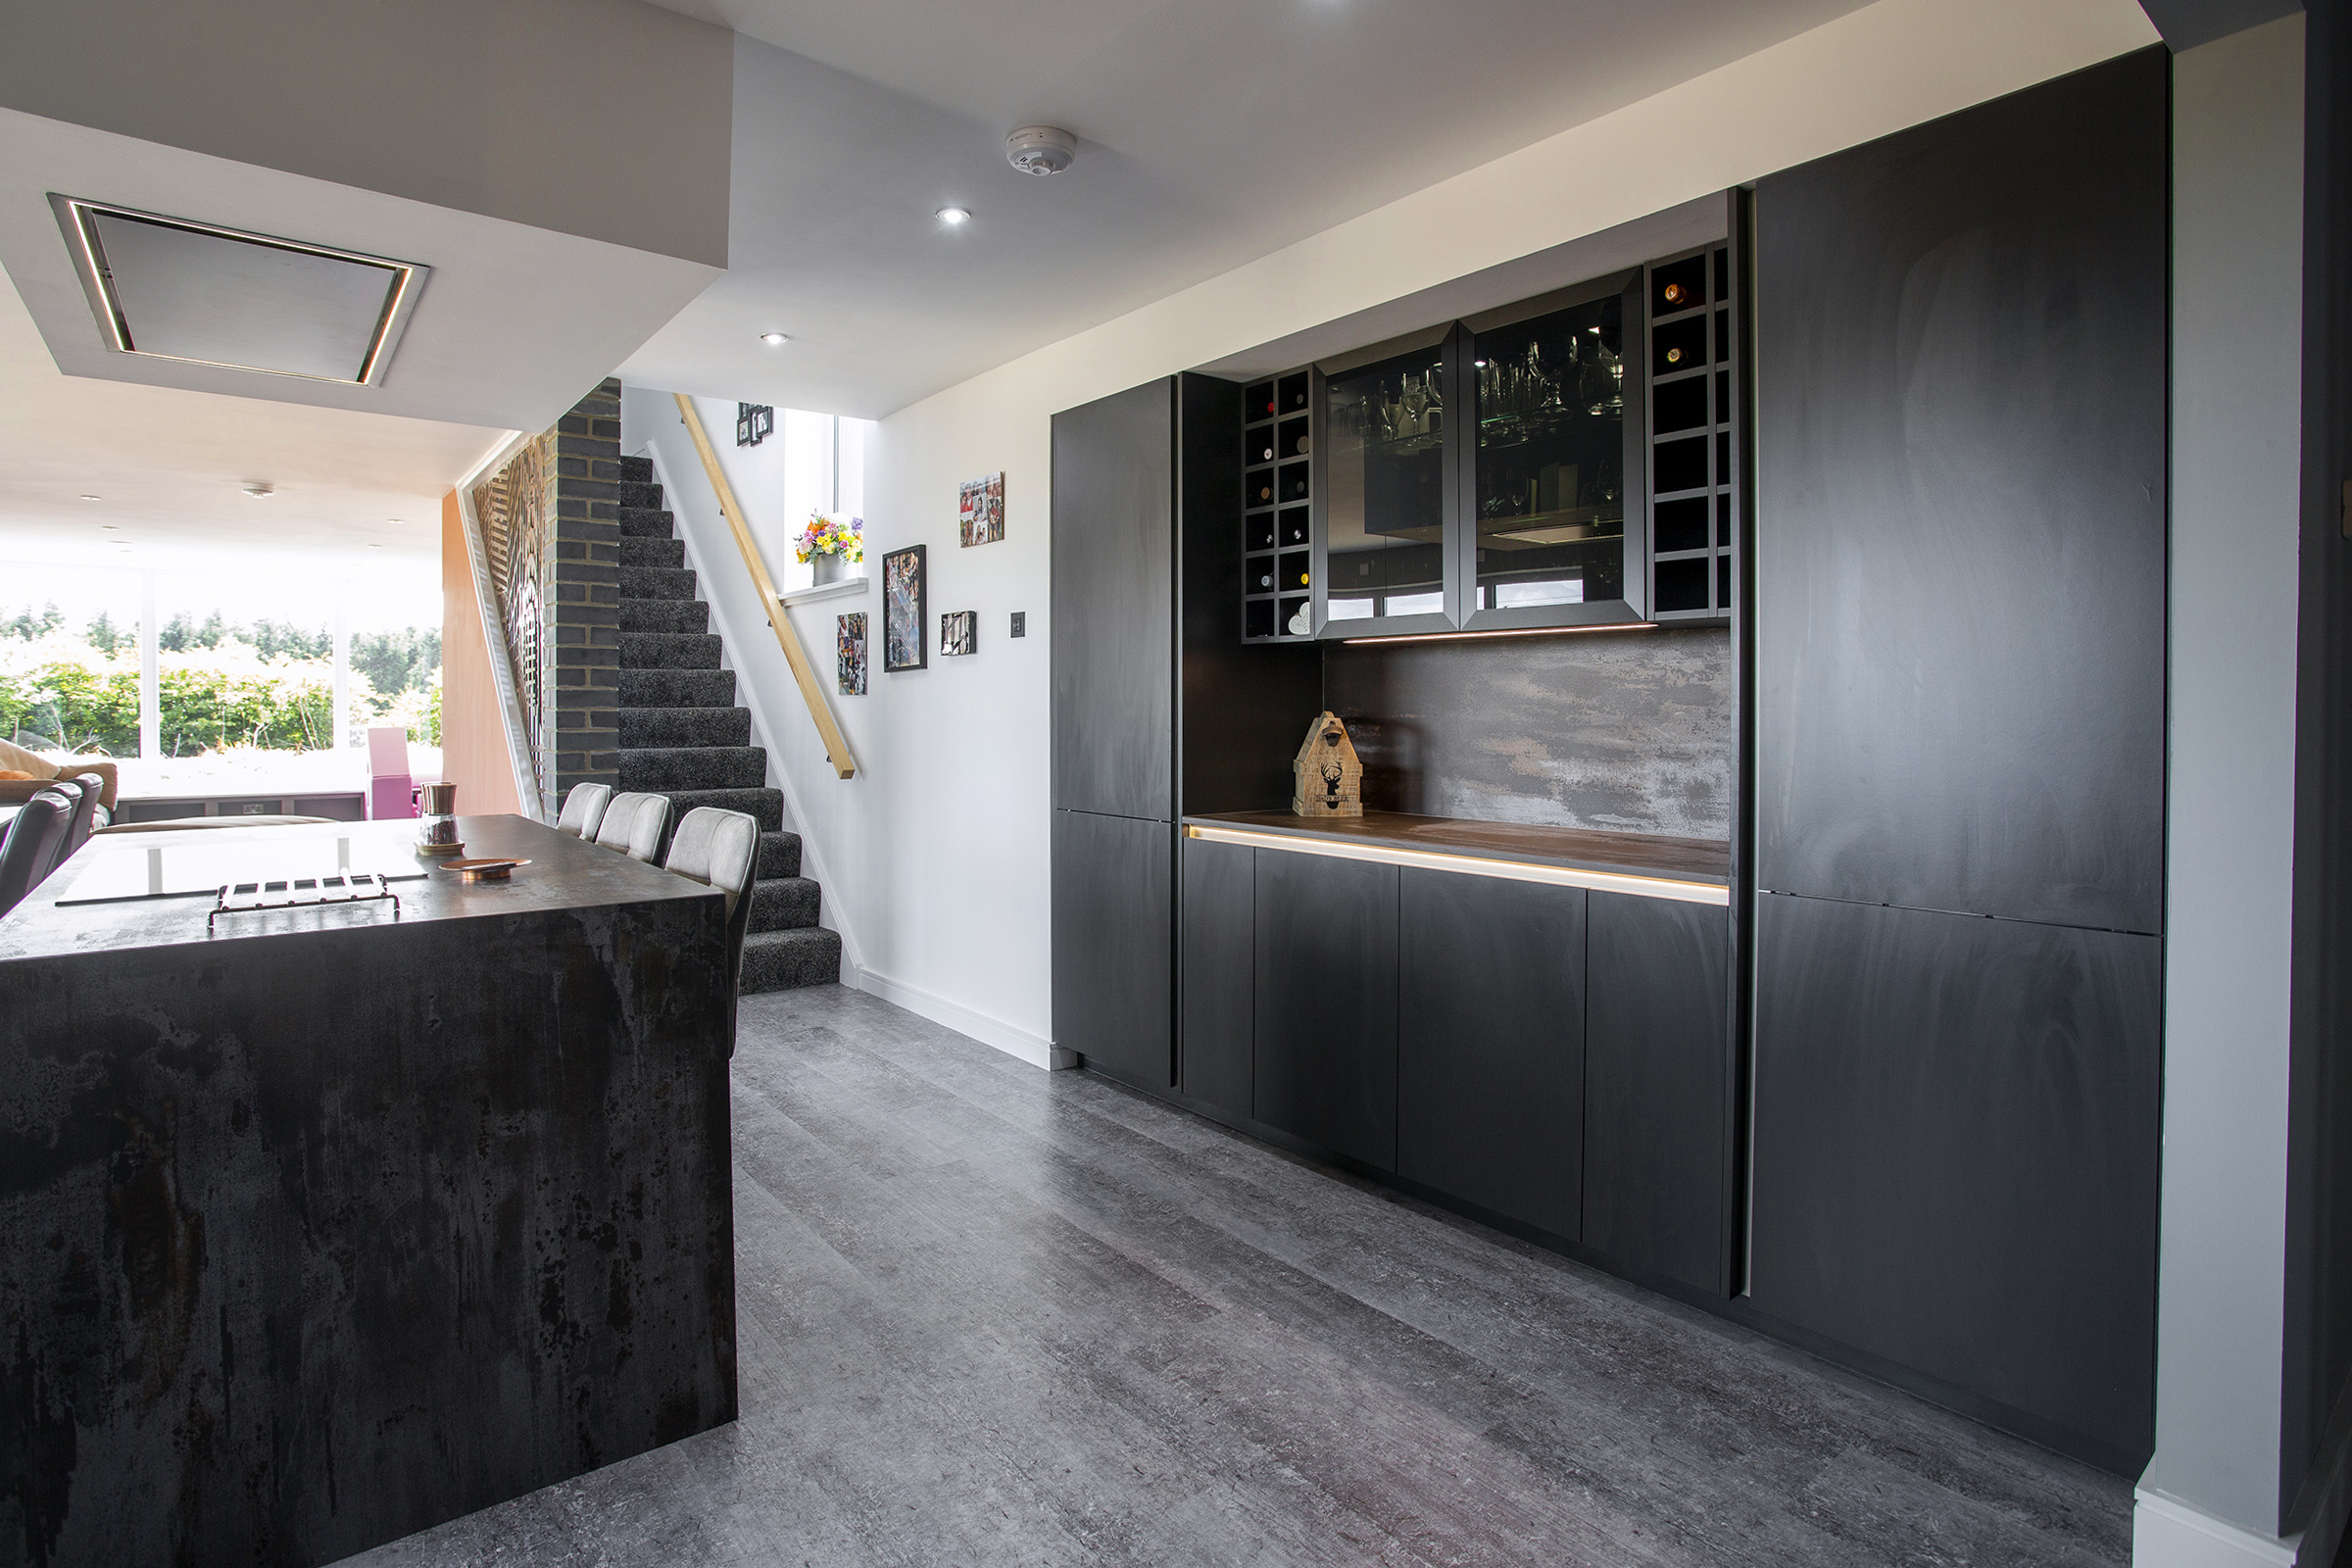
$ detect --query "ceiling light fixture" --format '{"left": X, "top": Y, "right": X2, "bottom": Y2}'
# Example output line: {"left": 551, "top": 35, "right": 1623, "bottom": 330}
{"left": 937, "top": 206, "right": 971, "bottom": 225}
{"left": 759, "top": 331, "right": 790, "bottom": 346}
{"left": 1006, "top": 126, "right": 1078, "bottom": 176}
{"left": 79, "top": 493, "right": 101, "bottom": 501}
{"left": 243, "top": 483, "right": 274, "bottom": 498}
{"left": 101, "top": 524, "right": 119, "bottom": 531}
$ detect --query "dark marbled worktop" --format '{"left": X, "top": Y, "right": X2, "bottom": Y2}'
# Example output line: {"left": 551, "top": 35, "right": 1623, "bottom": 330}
{"left": 0, "top": 813, "right": 714, "bottom": 961}
{"left": 1186, "top": 808, "right": 1731, "bottom": 888}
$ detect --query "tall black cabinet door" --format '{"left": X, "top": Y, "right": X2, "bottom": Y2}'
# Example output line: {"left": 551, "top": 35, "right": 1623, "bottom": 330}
{"left": 1253, "top": 852, "right": 1398, "bottom": 1170}
{"left": 1753, "top": 50, "right": 2167, "bottom": 932}
{"left": 1583, "top": 893, "right": 1730, "bottom": 1295}
{"left": 1052, "top": 379, "right": 1174, "bottom": 822}
{"left": 1179, "top": 835, "right": 1254, "bottom": 1118}
{"left": 1747, "top": 892, "right": 2161, "bottom": 1471}
{"left": 1052, "top": 809, "right": 1172, "bottom": 1088}
{"left": 1396, "top": 870, "right": 1584, "bottom": 1240}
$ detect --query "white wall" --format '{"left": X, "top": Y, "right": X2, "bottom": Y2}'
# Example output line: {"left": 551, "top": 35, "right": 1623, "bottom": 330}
{"left": 2136, "top": 15, "right": 2309, "bottom": 1567}
{"left": 633, "top": 0, "right": 2158, "bottom": 1068}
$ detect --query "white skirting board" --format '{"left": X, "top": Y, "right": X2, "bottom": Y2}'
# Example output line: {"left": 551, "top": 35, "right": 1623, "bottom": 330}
{"left": 856, "top": 965, "right": 1072, "bottom": 1071}
{"left": 2134, "top": 1491, "right": 2298, "bottom": 1568}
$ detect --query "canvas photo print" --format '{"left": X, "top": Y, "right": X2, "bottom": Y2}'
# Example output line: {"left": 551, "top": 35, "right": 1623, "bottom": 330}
{"left": 837, "top": 612, "right": 867, "bottom": 695}
{"left": 940, "top": 610, "right": 976, "bottom": 657}
{"left": 882, "top": 544, "right": 926, "bottom": 671}
{"left": 958, "top": 472, "right": 1004, "bottom": 548}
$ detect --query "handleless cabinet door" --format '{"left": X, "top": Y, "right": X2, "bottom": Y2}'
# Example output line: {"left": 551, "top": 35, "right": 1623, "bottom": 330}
{"left": 1252, "top": 851, "right": 1398, "bottom": 1170}
{"left": 1053, "top": 379, "right": 1174, "bottom": 821}
{"left": 1396, "top": 869, "right": 1585, "bottom": 1239}
{"left": 1180, "top": 835, "right": 1254, "bottom": 1118}
{"left": 1583, "top": 892, "right": 1730, "bottom": 1294}
{"left": 1052, "top": 809, "right": 1172, "bottom": 1088}
{"left": 1754, "top": 49, "right": 2167, "bottom": 931}
{"left": 1748, "top": 891, "right": 2161, "bottom": 1471}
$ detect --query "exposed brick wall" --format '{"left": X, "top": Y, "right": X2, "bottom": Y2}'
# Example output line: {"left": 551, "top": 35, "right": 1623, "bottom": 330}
{"left": 547, "top": 377, "right": 623, "bottom": 816}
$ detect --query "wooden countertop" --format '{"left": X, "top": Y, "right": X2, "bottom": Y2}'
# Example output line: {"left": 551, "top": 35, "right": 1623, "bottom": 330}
{"left": 1185, "top": 809, "right": 1730, "bottom": 902}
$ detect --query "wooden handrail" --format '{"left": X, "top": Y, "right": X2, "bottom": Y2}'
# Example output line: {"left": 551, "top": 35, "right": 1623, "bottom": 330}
{"left": 671, "top": 392, "right": 858, "bottom": 780}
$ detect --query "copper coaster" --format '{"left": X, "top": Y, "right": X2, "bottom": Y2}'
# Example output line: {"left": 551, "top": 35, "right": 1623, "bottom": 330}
{"left": 440, "top": 858, "right": 529, "bottom": 882}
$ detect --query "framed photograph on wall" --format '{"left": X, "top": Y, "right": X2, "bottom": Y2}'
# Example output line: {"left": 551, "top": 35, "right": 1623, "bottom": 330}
{"left": 958, "top": 472, "right": 1004, "bottom": 548}
{"left": 940, "top": 610, "right": 976, "bottom": 657}
{"left": 882, "top": 545, "right": 926, "bottom": 671}
{"left": 837, "top": 612, "right": 868, "bottom": 694}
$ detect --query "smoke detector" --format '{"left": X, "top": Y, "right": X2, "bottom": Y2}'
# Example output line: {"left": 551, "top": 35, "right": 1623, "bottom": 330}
{"left": 1005, "top": 126, "right": 1077, "bottom": 176}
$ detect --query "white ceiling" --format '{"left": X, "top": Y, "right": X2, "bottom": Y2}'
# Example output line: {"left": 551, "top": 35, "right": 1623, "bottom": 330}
{"left": 0, "top": 274, "right": 502, "bottom": 577}
{"left": 621, "top": 0, "right": 1875, "bottom": 417}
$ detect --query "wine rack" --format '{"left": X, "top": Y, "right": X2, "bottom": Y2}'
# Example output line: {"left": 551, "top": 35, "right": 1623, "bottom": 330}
{"left": 1643, "top": 244, "right": 1740, "bottom": 621}
{"left": 1243, "top": 368, "right": 1314, "bottom": 641}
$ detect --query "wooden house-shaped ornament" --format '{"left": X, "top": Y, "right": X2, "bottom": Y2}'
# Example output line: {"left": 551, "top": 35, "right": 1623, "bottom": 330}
{"left": 1293, "top": 711, "right": 1364, "bottom": 818}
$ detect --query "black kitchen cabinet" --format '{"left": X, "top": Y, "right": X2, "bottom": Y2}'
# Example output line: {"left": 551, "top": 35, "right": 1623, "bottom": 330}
{"left": 1753, "top": 48, "right": 2167, "bottom": 933}
{"left": 1582, "top": 892, "right": 1731, "bottom": 1294}
{"left": 1052, "top": 809, "right": 1173, "bottom": 1088}
{"left": 1179, "top": 835, "right": 1254, "bottom": 1118}
{"left": 1253, "top": 851, "right": 1399, "bottom": 1169}
{"left": 1052, "top": 378, "right": 1174, "bottom": 822}
{"left": 1396, "top": 869, "right": 1586, "bottom": 1239}
{"left": 1747, "top": 891, "right": 2161, "bottom": 1472}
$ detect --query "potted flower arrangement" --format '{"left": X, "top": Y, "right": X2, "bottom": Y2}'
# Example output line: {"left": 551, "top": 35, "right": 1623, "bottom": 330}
{"left": 797, "top": 512, "right": 863, "bottom": 585}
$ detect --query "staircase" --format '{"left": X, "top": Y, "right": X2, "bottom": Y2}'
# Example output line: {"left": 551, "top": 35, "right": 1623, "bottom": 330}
{"left": 614, "top": 454, "right": 842, "bottom": 992}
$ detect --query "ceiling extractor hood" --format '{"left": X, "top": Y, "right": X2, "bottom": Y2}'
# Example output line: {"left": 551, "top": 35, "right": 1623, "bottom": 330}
{"left": 49, "top": 195, "right": 428, "bottom": 386}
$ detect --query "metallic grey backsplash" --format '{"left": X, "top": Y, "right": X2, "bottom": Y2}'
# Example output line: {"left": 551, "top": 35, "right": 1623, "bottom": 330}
{"left": 1323, "top": 625, "right": 1732, "bottom": 841}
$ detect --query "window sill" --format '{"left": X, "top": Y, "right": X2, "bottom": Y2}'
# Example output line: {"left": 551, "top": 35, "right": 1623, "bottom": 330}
{"left": 777, "top": 576, "right": 870, "bottom": 609}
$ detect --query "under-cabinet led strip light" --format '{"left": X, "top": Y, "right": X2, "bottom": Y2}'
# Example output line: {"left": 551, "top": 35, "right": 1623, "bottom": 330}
{"left": 1184, "top": 823, "right": 1728, "bottom": 906}
{"left": 1339, "top": 621, "right": 1659, "bottom": 647}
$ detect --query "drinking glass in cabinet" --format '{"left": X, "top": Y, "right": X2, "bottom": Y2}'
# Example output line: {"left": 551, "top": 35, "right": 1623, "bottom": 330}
{"left": 1323, "top": 345, "right": 1447, "bottom": 623}
{"left": 1470, "top": 293, "right": 1627, "bottom": 611}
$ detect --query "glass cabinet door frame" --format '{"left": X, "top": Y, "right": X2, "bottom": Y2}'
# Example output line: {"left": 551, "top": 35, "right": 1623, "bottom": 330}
{"left": 1454, "top": 269, "right": 1649, "bottom": 632}
{"left": 1308, "top": 323, "right": 1460, "bottom": 640}
{"left": 1306, "top": 273, "right": 1649, "bottom": 641}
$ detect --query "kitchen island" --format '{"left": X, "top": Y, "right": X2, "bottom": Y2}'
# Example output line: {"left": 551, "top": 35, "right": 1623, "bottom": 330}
{"left": 0, "top": 815, "right": 737, "bottom": 1568}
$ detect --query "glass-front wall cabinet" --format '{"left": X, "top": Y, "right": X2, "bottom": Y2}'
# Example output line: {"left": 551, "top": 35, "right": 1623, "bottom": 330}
{"left": 1467, "top": 290, "right": 1628, "bottom": 619}
{"left": 1322, "top": 335, "right": 1452, "bottom": 632}
{"left": 1237, "top": 256, "right": 1739, "bottom": 643}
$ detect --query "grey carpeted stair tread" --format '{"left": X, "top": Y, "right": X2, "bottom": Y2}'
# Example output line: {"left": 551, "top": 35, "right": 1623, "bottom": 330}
{"left": 750, "top": 876, "right": 821, "bottom": 932}
{"left": 616, "top": 478, "right": 662, "bottom": 509}
{"left": 758, "top": 831, "right": 802, "bottom": 880}
{"left": 619, "top": 506, "right": 673, "bottom": 539}
{"left": 620, "top": 536, "right": 686, "bottom": 569}
{"left": 618, "top": 706, "right": 749, "bottom": 748}
{"left": 621, "top": 668, "right": 735, "bottom": 709}
{"left": 617, "top": 455, "right": 653, "bottom": 483}
{"left": 620, "top": 598, "right": 710, "bottom": 635}
{"left": 619, "top": 564, "right": 698, "bottom": 601}
{"left": 620, "top": 746, "right": 767, "bottom": 792}
{"left": 659, "top": 788, "right": 783, "bottom": 830}
{"left": 741, "top": 926, "right": 842, "bottom": 992}
{"left": 619, "top": 632, "right": 722, "bottom": 669}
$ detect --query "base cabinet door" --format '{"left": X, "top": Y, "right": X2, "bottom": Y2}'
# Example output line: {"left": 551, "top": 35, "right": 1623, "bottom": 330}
{"left": 1252, "top": 851, "right": 1398, "bottom": 1169}
{"left": 1747, "top": 892, "right": 2160, "bottom": 1471}
{"left": 1052, "top": 808, "right": 1172, "bottom": 1087}
{"left": 1583, "top": 893, "right": 1731, "bottom": 1294}
{"left": 1179, "top": 836, "right": 1254, "bottom": 1118}
{"left": 1396, "top": 870, "right": 1586, "bottom": 1239}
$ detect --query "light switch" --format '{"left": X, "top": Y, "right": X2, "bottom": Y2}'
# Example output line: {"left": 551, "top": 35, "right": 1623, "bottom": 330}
{"left": 1010, "top": 612, "right": 1026, "bottom": 638}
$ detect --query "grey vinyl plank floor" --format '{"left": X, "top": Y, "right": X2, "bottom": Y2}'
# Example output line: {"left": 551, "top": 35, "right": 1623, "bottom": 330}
{"left": 341, "top": 983, "right": 2131, "bottom": 1568}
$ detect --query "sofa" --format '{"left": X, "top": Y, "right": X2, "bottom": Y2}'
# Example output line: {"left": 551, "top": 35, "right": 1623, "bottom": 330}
{"left": 0, "top": 737, "right": 119, "bottom": 811}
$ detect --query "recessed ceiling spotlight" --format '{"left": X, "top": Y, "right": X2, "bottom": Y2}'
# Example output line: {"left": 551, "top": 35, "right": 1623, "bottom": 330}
{"left": 367, "top": 542, "right": 384, "bottom": 549}
{"left": 1006, "top": 125, "right": 1077, "bottom": 176}
{"left": 759, "top": 331, "right": 790, "bottom": 346}
{"left": 937, "top": 206, "right": 971, "bottom": 225}
{"left": 387, "top": 517, "right": 405, "bottom": 525}
{"left": 79, "top": 493, "right": 101, "bottom": 501}
{"left": 243, "top": 482, "right": 274, "bottom": 498}
{"left": 100, "top": 524, "right": 119, "bottom": 531}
